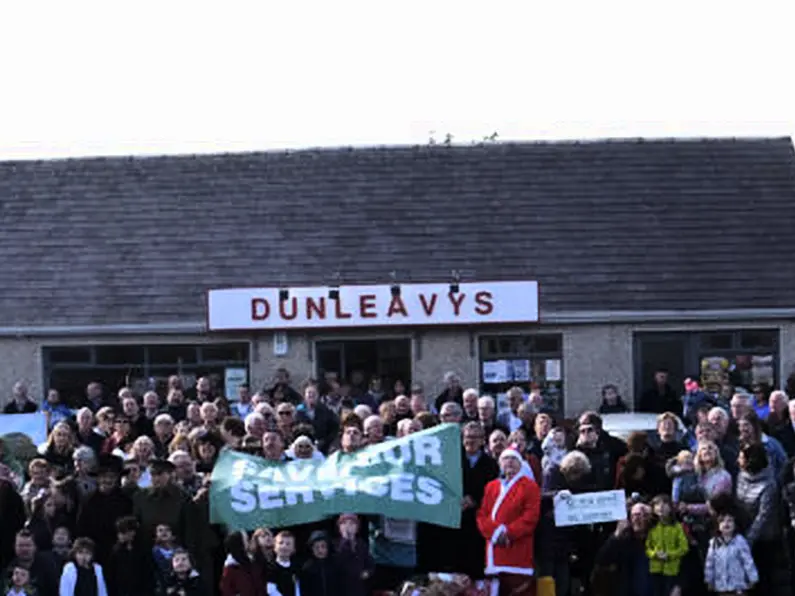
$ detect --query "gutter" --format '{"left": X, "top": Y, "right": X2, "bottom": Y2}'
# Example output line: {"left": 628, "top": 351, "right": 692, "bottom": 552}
{"left": 0, "top": 308, "right": 792, "bottom": 338}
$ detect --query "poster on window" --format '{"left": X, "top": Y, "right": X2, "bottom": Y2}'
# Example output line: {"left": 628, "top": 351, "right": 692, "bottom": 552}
{"left": 482, "top": 360, "right": 512, "bottom": 383}
{"left": 224, "top": 368, "right": 248, "bottom": 400}
{"left": 510, "top": 359, "right": 531, "bottom": 382}
{"left": 751, "top": 355, "right": 774, "bottom": 386}
{"left": 700, "top": 357, "right": 729, "bottom": 391}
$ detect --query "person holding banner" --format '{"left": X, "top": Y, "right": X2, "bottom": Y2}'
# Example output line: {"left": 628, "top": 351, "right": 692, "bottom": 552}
{"left": 477, "top": 443, "right": 541, "bottom": 596}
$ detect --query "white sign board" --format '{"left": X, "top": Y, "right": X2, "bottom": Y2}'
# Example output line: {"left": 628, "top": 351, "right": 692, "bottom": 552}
{"left": 224, "top": 368, "right": 248, "bottom": 401}
{"left": 207, "top": 281, "right": 539, "bottom": 331}
{"left": 0, "top": 412, "right": 48, "bottom": 446}
{"left": 553, "top": 490, "right": 627, "bottom": 527}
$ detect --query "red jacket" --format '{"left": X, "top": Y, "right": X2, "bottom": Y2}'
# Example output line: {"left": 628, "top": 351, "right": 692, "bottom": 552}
{"left": 476, "top": 473, "right": 541, "bottom": 577}
{"left": 219, "top": 556, "right": 266, "bottom": 596}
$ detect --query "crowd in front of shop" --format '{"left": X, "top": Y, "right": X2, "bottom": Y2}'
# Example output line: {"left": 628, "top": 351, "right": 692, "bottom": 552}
{"left": 1, "top": 366, "right": 795, "bottom": 596}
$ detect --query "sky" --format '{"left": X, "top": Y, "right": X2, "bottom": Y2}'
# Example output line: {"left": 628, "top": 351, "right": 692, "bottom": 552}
{"left": 0, "top": 2, "right": 793, "bottom": 160}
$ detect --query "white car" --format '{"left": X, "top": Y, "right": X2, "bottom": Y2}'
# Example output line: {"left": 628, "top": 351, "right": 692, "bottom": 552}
{"left": 599, "top": 412, "right": 687, "bottom": 442}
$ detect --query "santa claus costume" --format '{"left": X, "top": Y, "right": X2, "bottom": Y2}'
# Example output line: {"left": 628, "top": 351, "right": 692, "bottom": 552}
{"left": 476, "top": 444, "right": 541, "bottom": 596}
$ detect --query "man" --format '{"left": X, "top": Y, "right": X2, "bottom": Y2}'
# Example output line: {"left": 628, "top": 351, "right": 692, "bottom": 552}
{"left": 3, "top": 382, "right": 37, "bottom": 414}
{"left": 434, "top": 371, "right": 464, "bottom": 412}
{"left": 576, "top": 412, "right": 625, "bottom": 490}
{"left": 262, "top": 429, "right": 289, "bottom": 462}
{"left": 462, "top": 388, "right": 479, "bottom": 423}
{"left": 639, "top": 368, "right": 681, "bottom": 416}
{"left": 1, "top": 530, "right": 59, "bottom": 595}
{"left": 122, "top": 395, "right": 153, "bottom": 440}
{"left": 707, "top": 406, "right": 740, "bottom": 477}
{"left": 76, "top": 455, "right": 132, "bottom": 565}
{"left": 132, "top": 459, "right": 200, "bottom": 553}
{"left": 169, "top": 450, "right": 203, "bottom": 496}
{"left": 458, "top": 422, "right": 499, "bottom": 579}
{"left": 152, "top": 414, "right": 175, "bottom": 458}
{"left": 477, "top": 395, "right": 508, "bottom": 437}
{"left": 497, "top": 386, "right": 525, "bottom": 432}
{"left": 296, "top": 383, "right": 339, "bottom": 454}
{"left": 232, "top": 382, "right": 254, "bottom": 418}
{"left": 267, "top": 368, "right": 302, "bottom": 405}
{"left": 410, "top": 391, "right": 429, "bottom": 416}
{"left": 439, "top": 402, "right": 463, "bottom": 424}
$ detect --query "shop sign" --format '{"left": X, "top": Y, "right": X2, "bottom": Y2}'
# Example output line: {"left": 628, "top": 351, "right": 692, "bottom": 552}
{"left": 207, "top": 281, "right": 539, "bottom": 331}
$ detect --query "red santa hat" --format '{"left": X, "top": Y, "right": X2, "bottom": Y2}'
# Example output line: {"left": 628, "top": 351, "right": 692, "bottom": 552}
{"left": 499, "top": 443, "right": 524, "bottom": 463}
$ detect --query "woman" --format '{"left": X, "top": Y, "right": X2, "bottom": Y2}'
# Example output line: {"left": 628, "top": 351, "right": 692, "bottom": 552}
{"left": 219, "top": 531, "right": 266, "bottom": 596}
{"left": 41, "top": 422, "right": 76, "bottom": 477}
{"left": 614, "top": 431, "right": 666, "bottom": 498}
{"left": 507, "top": 429, "right": 541, "bottom": 481}
{"left": 378, "top": 400, "right": 398, "bottom": 437}
{"left": 680, "top": 440, "right": 733, "bottom": 516}
{"left": 737, "top": 411, "right": 787, "bottom": 480}
{"left": 126, "top": 436, "right": 155, "bottom": 488}
{"left": 190, "top": 431, "right": 222, "bottom": 475}
{"left": 735, "top": 442, "right": 782, "bottom": 596}
{"left": 477, "top": 444, "right": 541, "bottom": 596}
{"left": 527, "top": 413, "right": 553, "bottom": 460}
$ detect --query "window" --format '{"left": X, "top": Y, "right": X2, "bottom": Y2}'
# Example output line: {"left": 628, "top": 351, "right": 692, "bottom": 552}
{"left": 44, "top": 347, "right": 92, "bottom": 364}
{"left": 479, "top": 334, "right": 564, "bottom": 414}
{"left": 147, "top": 345, "right": 198, "bottom": 365}
{"left": 701, "top": 332, "right": 733, "bottom": 351}
{"left": 94, "top": 345, "right": 146, "bottom": 365}
{"left": 200, "top": 344, "right": 249, "bottom": 363}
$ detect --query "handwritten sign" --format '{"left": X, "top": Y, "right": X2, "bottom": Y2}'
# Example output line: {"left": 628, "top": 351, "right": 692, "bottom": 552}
{"left": 553, "top": 489, "right": 627, "bottom": 527}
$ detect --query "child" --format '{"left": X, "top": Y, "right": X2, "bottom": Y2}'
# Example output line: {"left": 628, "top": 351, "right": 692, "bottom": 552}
{"left": 645, "top": 494, "right": 689, "bottom": 596}
{"left": 333, "top": 514, "right": 374, "bottom": 596}
{"left": 668, "top": 451, "right": 700, "bottom": 503}
{"left": 300, "top": 531, "right": 342, "bottom": 596}
{"left": 267, "top": 531, "right": 300, "bottom": 596}
{"left": 163, "top": 549, "right": 204, "bottom": 596}
{"left": 52, "top": 526, "right": 72, "bottom": 569}
{"left": 249, "top": 528, "right": 274, "bottom": 566}
{"left": 58, "top": 537, "right": 109, "bottom": 596}
{"left": 704, "top": 512, "right": 758, "bottom": 595}
{"left": 108, "top": 516, "right": 153, "bottom": 596}
{"left": 153, "top": 523, "right": 178, "bottom": 590}
{"left": 6, "top": 564, "right": 32, "bottom": 596}
{"left": 541, "top": 427, "right": 567, "bottom": 472}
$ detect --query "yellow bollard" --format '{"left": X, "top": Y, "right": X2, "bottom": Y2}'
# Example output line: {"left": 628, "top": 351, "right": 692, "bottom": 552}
{"left": 536, "top": 575, "right": 556, "bottom": 596}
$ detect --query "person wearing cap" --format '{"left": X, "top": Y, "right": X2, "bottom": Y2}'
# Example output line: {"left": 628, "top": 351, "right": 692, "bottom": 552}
{"left": 132, "top": 459, "right": 201, "bottom": 557}
{"left": 477, "top": 443, "right": 541, "bottom": 595}
{"left": 75, "top": 454, "right": 132, "bottom": 566}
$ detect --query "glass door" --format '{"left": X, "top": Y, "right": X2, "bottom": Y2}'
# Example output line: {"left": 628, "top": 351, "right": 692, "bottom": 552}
{"left": 315, "top": 342, "right": 345, "bottom": 381}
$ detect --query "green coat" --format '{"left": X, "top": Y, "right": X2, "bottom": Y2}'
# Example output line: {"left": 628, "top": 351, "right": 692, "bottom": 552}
{"left": 645, "top": 521, "right": 689, "bottom": 576}
{"left": 132, "top": 483, "right": 201, "bottom": 554}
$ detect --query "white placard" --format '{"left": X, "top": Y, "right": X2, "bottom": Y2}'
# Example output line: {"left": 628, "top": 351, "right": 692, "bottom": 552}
{"left": 224, "top": 368, "right": 248, "bottom": 401}
{"left": 207, "top": 281, "right": 539, "bottom": 331}
{"left": 544, "top": 359, "right": 562, "bottom": 382}
{"left": 554, "top": 490, "right": 627, "bottom": 527}
{"left": 483, "top": 360, "right": 511, "bottom": 384}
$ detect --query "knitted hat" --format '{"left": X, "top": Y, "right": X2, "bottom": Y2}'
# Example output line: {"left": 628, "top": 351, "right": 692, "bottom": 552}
{"left": 307, "top": 530, "right": 329, "bottom": 546}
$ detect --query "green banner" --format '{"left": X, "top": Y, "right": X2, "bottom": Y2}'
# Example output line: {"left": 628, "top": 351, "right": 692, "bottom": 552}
{"left": 210, "top": 423, "right": 463, "bottom": 530}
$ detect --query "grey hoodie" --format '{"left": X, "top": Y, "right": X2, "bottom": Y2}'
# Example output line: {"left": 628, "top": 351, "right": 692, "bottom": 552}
{"left": 735, "top": 467, "right": 780, "bottom": 544}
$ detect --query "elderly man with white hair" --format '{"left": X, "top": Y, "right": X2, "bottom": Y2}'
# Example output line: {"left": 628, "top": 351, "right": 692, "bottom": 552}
{"left": 462, "top": 388, "right": 480, "bottom": 422}
{"left": 707, "top": 406, "right": 740, "bottom": 477}
{"left": 168, "top": 449, "right": 202, "bottom": 496}
{"left": 363, "top": 414, "right": 385, "bottom": 444}
{"left": 770, "top": 392, "right": 795, "bottom": 457}
{"left": 477, "top": 395, "right": 508, "bottom": 437}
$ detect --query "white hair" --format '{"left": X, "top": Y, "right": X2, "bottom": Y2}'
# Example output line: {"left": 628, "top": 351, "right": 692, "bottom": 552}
{"left": 168, "top": 450, "right": 192, "bottom": 464}
{"left": 463, "top": 388, "right": 479, "bottom": 401}
{"left": 154, "top": 413, "right": 174, "bottom": 426}
{"left": 477, "top": 395, "right": 495, "bottom": 409}
{"left": 244, "top": 412, "right": 265, "bottom": 432}
{"left": 363, "top": 414, "right": 382, "bottom": 429}
{"left": 354, "top": 405, "right": 373, "bottom": 419}
{"left": 444, "top": 371, "right": 459, "bottom": 383}
{"left": 708, "top": 406, "right": 728, "bottom": 421}
{"left": 770, "top": 390, "right": 788, "bottom": 404}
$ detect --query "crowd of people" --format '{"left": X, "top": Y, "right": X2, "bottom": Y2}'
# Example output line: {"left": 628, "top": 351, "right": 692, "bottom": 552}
{"left": 0, "top": 367, "right": 794, "bottom": 596}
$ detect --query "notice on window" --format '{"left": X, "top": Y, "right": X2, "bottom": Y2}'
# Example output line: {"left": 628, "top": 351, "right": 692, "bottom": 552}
{"left": 482, "top": 360, "right": 511, "bottom": 384}
{"left": 511, "top": 359, "right": 531, "bottom": 382}
{"left": 554, "top": 490, "right": 627, "bottom": 527}
{"left": 751, "top": 355, "right": 774, "bottom": 386}
{"left": 224, "top": 368, "right": 248, "bottom": 401}
{"left": 544, "top": 359, "right": 562, "bottom": 382}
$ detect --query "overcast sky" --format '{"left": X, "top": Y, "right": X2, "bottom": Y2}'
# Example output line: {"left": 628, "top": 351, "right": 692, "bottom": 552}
{"left": 1, "top": 2, "right": 793, "bottom": 160}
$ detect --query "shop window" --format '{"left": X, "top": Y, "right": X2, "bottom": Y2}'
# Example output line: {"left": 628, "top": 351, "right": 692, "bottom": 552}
{"left": 44, "top": 347, "right": 92, "bottom": 364}
{"left": 740, "top": 330, "right": 777, "bottom": 350}
{"left": 479, "top": 334, "right": 564, "bottom": 415}
{"left": 148, "top": 345, "right": 199, "bottom": 365}
{"left": 200, "top": 343, "right": 249, "bottom": 363}
{"left": 701, "top": 332, "right": 733, "bottom": 351}
{"left": 94, "top": 345, "right": 146, "bottom": 365}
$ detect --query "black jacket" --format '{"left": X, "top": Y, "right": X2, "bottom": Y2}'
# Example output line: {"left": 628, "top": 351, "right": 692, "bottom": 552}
{"left": 639, "top": 384, "right": 681, "bottom": 417}
{"left": 76, "top": 489, "right": 134, "bottom": 565}
{"left": 296, "top": 404, "right": 339, "bottom": 454}
{"left": 299, "top": 557, "right": 343, "bottom": 596}
{"left": 107, "top": 541, "right": 154, "bottom": 596}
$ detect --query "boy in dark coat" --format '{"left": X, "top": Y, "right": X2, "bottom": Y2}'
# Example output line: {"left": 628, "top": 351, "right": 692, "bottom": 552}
{"left": 299, "top": 531, "right": 342, "bottom": 596}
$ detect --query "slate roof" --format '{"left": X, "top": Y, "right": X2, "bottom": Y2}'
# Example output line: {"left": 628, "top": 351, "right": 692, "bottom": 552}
{"left": 1, "top": 137, "right": 794, "bottom": 327}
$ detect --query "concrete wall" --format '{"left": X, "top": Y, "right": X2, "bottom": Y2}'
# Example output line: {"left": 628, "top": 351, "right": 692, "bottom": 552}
{"left": 1, "top": 320, "right": 792, "bottom": 413}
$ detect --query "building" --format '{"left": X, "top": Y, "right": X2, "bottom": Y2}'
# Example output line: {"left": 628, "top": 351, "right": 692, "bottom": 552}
{"left": 1, "top": 137, "right": 794, "bottom": 415}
